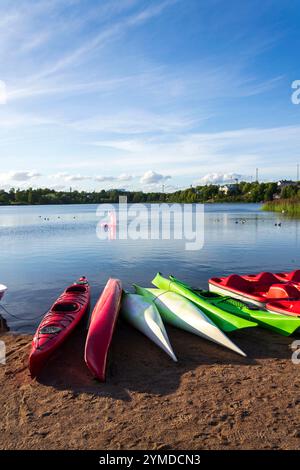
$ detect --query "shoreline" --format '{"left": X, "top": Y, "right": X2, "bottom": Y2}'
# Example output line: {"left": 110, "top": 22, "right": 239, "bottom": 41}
{"left": 1, "top": 325, "right": 299, "bottom": 450}
{"left": 0, "top": 201, "right": 262, "bottom": 207}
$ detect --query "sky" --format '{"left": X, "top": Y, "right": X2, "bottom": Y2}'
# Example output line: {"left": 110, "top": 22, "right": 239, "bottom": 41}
{"left": 0, "top": 0, "right": 300, "bottom": 192}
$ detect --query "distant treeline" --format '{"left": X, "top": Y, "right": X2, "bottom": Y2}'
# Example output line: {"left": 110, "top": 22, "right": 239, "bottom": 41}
{"left": 0, "top": 181, "right": 299, "bottom": 205}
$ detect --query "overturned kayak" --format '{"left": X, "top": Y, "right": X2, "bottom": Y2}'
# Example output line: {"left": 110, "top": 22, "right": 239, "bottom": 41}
{"left": 208, "top": 272, "right": 300, "bottom": 307}
{"left": 153, "top": 273, "right": 300, "bottom": 336}
{"left": 152, "top": 273, "right": 257, "bottom": 332}
{"left": 29, "top": 277, "right": 90, "bottom": 378}
{"left": 134, "top": 284, "right": 246, "bottom": 357}
{"left": 121, "top": 293, "right": 177, "bottom": 361}
{"left": 85, "top": 278, "right": 122, "bottom": 381}
{"left": 0, "top": 284, "right": 7, "bottom": 301}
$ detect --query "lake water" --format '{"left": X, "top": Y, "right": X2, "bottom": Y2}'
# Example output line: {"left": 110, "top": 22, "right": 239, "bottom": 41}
{"left": 0, "top": 203, "right": 299, "bottom": 333}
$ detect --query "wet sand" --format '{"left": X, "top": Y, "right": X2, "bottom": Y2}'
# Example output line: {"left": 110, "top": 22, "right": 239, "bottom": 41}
{"left": 0, "top": 322, "right": 300, "bottom": 450}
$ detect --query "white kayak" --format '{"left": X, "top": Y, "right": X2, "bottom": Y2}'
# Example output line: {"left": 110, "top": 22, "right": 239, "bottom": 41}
{"left": 0, "top": 284, "right": 7, "bottom": 301}
{"left": 121, "top": 293, "right": 177, "bottom": 362}
{"left": 134, "top": 285, "right": 246, "bottom": 358}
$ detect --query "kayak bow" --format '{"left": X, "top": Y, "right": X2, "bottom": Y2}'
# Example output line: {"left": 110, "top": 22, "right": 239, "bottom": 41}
{"left": 121, "top": 293, "right": 177, "bottom": 361}
{"left": 152, "top": 273, "right": 257, "bottom": 333}
{"left": 85, "top": 278, "right": 122, "bottom": 381}
{"left": 134, "top": 284, "right": 246, "bottom": 357}
{"left": 29, "top": 277, "right": 90, "bottom": 378}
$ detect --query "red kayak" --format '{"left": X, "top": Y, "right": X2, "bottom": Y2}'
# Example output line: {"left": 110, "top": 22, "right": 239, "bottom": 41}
{"left": 84, "top": 278, "right": 122, "bottom": 382}
{"left": 209, "top": 271, "right": 300, "bottom": 307}
{"left": 29, "top": 277, "right": 90, "bottom": 378}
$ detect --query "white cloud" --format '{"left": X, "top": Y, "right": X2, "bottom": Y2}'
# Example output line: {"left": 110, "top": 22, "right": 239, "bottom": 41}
{"left": 65, "top": 174, "right": 92, "bottom": 182}
{"left": 52, "top": 172, "right": 69, "bottom": 179}
{"left": 50, "top": 173, "right": 135, "bottom": 184}
{"left": 196, "top": 173, "right": 249, "bottom": 185}
{"left": 95, "top": 173, "right": 134, "bottom": 182}
{"left": 51, "top": 172, "right": 92, "bottom": 182}
{"left": 94, "top": 175, "right": 116, "bottom": 182}
{"left": 140, "top": 170, "right": 171, "bottom": 185}
{"left": 118, "top": 173, "right": 133, "bottom": 181}
{"left": 0, "top": 170, "right": 41, "bottom": 182}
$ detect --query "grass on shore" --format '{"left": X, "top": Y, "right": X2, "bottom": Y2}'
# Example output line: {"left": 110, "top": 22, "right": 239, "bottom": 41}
{"left": 263, "top": 198, "right": 300, "bottom": 216}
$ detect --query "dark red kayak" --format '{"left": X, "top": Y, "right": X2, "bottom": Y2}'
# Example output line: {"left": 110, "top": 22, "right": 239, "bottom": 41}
{"left": 29, "top": 277, "right": 90, "bottom": 378}
{"left": 84, "top": 278, "right": 122, "bottom": 382}
{"left": 209, "top": 271, "right": 300, "bottom": 306}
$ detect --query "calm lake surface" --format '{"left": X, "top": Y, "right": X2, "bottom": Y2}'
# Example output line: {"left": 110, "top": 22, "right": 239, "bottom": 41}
{"left": 0, "top": 203, "right": 299, "bottom": 332}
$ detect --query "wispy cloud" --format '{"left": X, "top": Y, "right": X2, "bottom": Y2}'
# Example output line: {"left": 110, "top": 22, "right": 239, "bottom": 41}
{"left": 79, "top": 111, "right": 197, "bottom": 135}
{"left": 0, "top": 1, "right": 295, "bottom": 188}
{"left": 0, "top": 81, "right": 7, "bottom": 104}
{"left": 52, "top": 172, "right": 134, "bottom": 183}
{"left": 29, "top": 0, "right": 178, "bottom": 81}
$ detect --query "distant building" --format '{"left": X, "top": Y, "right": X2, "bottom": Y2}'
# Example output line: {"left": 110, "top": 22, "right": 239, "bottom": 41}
{"left": 277, "top": 180, "right": 298, "bottom": 188}
{"left": 219, "top": 184, "right": 238, "bottom": 195}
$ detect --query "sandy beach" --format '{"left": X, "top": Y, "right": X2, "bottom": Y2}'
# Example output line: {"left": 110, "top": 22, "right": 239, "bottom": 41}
{"left": 0, "top": 322, "right": 299, "bottom": 450}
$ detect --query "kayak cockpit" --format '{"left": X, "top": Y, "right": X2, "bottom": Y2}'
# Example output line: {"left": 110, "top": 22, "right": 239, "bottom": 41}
{"left": 66, "top": 285, "right": 87, "bottom": 294}
{"left": 52, "top": 302, "right": 79, "bottom": 313}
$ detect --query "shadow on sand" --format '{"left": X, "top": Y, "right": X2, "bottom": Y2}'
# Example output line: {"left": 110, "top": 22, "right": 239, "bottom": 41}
{"left": 36, "top": 319, "right": 297, "bottom": 400}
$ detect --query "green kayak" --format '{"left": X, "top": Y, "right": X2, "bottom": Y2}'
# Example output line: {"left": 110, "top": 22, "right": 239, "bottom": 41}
{"left": 152, "top": 273, "right": 300, "bottom": 336}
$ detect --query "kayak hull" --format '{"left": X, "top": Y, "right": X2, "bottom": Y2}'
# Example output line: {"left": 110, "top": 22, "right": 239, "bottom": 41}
{"left": 152, "top": 273, "right": 257, "bottom": 332}
{"left": 121, "top": 293, "right": 177, "bottom": 361}
{"left": 29, "top": 277, "right": 90, "bottom": 378}
{"left": 134, "top": 284, "right": 246, "bottom": 357}
{"left": 85, "top": 278, "right": 122, "bottom": 381}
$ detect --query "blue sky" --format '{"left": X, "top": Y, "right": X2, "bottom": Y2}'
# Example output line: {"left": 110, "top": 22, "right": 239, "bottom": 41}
{"left": 0, "top": 0, "right": 300, "bottom": 191}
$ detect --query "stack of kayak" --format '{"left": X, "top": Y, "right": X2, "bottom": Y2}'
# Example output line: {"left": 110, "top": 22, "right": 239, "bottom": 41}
{"left": 28, "top": 268, "right": 300, "bottom": 381}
